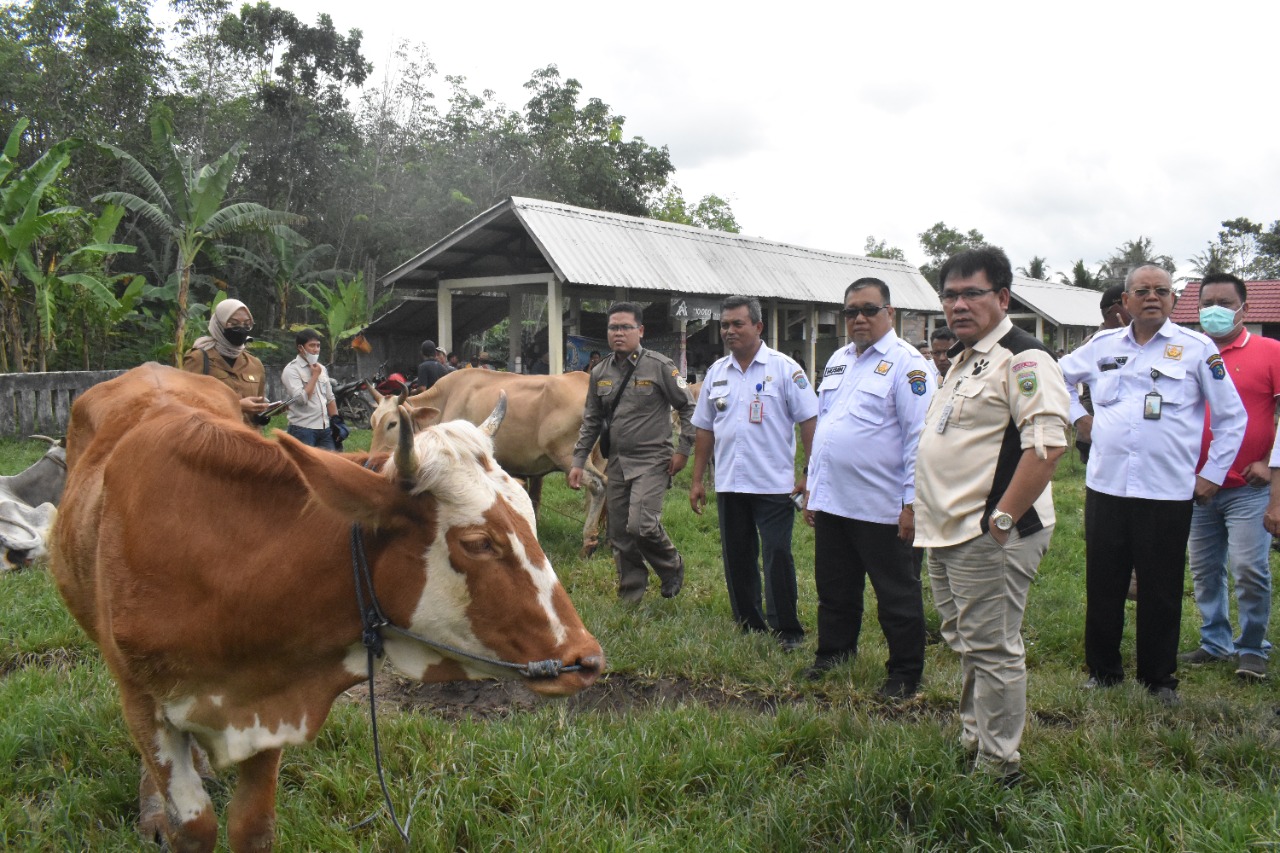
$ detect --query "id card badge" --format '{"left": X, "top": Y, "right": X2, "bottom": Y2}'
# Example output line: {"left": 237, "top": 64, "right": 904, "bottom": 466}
{"left": 1143, "top": 391, "right": 1162, "bottom": 420}
{"left": 749, "top": 399, "right": 764, "bottom": 423}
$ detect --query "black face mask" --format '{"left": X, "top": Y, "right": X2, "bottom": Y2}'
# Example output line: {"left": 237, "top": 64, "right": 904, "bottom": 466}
{"left": 223, "top": 328, "right": 252, "bottom": 347}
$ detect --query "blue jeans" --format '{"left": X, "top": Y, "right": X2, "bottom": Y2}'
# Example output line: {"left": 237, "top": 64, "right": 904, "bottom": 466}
{"left": 1188, "top": 484, "right": 1273, "bottom": 659}
{"left": 287, "top": 424, "right": 335, "bottom": 450}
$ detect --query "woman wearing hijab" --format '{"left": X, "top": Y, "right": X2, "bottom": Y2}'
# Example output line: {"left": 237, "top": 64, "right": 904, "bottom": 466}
{"left": 182, "top": 299, "right": 270, "bottom": 426}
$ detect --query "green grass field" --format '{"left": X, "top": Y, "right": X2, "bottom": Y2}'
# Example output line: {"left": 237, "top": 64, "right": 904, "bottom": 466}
{"left": 2, "top": 433, "right": 1278, "bottom": 851}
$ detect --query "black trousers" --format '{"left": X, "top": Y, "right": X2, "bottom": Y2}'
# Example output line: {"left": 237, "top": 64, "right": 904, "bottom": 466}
{"left": 717, "top": 492, "right": 803, "bottom": 637}
{"left": 813, "top": 511, "right": 925, "bottom": 684}
{"left": 1084, "top": 489, "right": 1193, "bottom": 691}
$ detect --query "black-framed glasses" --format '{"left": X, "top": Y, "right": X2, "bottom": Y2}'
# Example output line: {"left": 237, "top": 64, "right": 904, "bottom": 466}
{"left": 841, "top": 305, "right": 887, "bottom": 318}
{"left": 939, "top": 288, "right": 995, "bottom": 304}
{"left": 1129, "top": 287, "right": 1173, "bottom": 298}
{"left": 607, "top": 324, "right": 639, "bottom": 332}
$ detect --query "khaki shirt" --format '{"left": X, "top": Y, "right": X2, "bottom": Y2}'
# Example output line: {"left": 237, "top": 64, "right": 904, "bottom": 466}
{"left": 573, "top": 346, "right": 695, "bottom": 479}
{"left": 182, "top": 346, "right": 265, "bottom": 426}
{"left": 915, "top": 317, "right": 1070, "bottom": 547}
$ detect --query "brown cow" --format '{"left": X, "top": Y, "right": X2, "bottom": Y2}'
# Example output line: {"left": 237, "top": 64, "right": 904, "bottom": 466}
{"left": 50, "top": 364, "right": 602, "bottom": 852}
{"left": 370, "top": 370, "right": 609, "bottom": 557}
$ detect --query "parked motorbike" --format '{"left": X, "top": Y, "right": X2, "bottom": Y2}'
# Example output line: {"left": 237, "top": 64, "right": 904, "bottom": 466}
{"left": 332, "top": 374, "right": 376, "bottom": 430}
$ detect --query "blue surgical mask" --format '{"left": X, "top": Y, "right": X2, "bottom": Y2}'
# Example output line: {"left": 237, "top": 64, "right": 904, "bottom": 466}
{"left": 1199, "top": 305, "right": 1240, "bottom": 337}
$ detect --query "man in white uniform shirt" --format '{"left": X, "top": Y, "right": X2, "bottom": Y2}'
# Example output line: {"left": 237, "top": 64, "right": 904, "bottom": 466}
{"left": 802, "top": 278, "right": 933, "bottom": 698}
{"left": 690, "top": 295, "right": 818, "bottom": 650}
{"left": 1060, "top": 264, "right": 1246, "bottom": 702}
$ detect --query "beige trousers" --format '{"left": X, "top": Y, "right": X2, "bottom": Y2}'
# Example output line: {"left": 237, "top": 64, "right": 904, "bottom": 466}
{"left": 928, "top": 526, "right": 1051, "bottom": 774}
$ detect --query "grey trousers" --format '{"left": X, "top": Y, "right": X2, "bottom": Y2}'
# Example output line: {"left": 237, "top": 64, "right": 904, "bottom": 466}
{"left": 607, "top": 461, "right": 682, "bottom": 600}
{"left": 928, "top": 526, "right": 1051, "bottom": 774}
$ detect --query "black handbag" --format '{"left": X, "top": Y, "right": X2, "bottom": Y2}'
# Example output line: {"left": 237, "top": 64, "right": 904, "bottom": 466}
{"left": 598, "top": 357, "right": 638, "bottom": 458}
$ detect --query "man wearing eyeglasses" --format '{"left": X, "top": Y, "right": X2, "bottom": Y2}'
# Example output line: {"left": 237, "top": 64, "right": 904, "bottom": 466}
{"left": 689, "top": 295, "right": 817, "bottom": 650}
{"left": 799, "top": 278, "right": 931, "bottom": 696}
{"left": 1060, "top": 265, "right": 1246, "bottom": 704}
{"left": 915, "top": 247, "right": 1070, "bottom": 784}
{"left": 569, "top": 302, "right": 695, "bottom": 603}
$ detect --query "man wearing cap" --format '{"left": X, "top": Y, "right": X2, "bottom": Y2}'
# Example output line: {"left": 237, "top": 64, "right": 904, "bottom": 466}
{"left": 689, "top": 295, "right": 817, "bottom": 650}
{"left": 801, "top": 279, "right": 932, "bottom": 697}
{"left": 569, "top": 302, "right": 695, "bottom": 602}
{"left": 916, "top": 247, "right": 1070, "bottom": 783}
{"left": 1060, "top": 265, "right": 1247, "bottom": 702}
{"left": 416, "top": 340, "right": 451, "bottom": 391}
{"left": 1181, "top": 272, "right": 1280, "bottom": 680}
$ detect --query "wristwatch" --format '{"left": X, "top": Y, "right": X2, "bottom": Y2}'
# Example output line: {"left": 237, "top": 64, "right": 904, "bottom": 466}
{"left": 990, "top": 510, "right": 1015, "bottom": 532}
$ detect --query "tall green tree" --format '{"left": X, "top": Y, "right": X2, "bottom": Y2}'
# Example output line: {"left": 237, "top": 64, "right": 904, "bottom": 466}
{"left": 1099, "top": 236, "right": 1175, "bottom": 286}
{"left": 1255, "top": 220, "right": 1280, "bottom": 279}
{"left": 651, "top": 186, "right": 740, "bottom": 232}
{"left": 1058, "top": 259, "right": 1103, "bottom": 290}
{"left": 95, "top": 116, "right": 303, "bottom": 364}
{"left": 863, "top": 236, "right": 906, "bottom": 261}
{"left": 1017, "top": 256, "right": 1050, "bottom": 280}
{"left": 917, "top": 222, "right": 987, "bottom": 285}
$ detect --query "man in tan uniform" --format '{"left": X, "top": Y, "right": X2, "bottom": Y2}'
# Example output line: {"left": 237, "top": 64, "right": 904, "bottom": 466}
{"left": 915, "top": 247, "right": 1070, "bottom": 785}
{"left": 569, "top": 302, "right": 695, "bottom": 602}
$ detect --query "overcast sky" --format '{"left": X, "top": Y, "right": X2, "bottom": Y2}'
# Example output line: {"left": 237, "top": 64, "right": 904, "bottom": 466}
{"left": 217, "top": 0, "right": 1280, "bottom": 279}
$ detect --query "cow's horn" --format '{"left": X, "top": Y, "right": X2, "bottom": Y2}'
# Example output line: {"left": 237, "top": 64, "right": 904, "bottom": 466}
{"left": 394, "top": 403, "right": 419, "bottom": 489}
{"left": 28, "top": 434, "right": 59, "bottom": 446}
{"left": 480, "top": 390, "right": 507, "bottom": 437}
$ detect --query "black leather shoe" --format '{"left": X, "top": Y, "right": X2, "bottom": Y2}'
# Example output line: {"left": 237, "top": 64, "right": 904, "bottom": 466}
{"left": 876, "top": 679, "right": 920, "bottom": 701}
{"left": 804, "top": 653, "right": 852, "bottom": 680}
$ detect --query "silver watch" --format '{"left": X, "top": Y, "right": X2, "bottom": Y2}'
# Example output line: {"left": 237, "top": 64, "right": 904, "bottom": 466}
{"left": 990, "top": 510, "right": 1015, "bottom": 532}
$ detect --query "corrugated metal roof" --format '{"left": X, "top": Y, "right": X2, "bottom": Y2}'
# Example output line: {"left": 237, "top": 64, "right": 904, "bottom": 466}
{"left": 383, "top": 197, "right": 943, "bottom": 312}
{"left": 1009, "top": 275, "right": 1103, "bottom": 327}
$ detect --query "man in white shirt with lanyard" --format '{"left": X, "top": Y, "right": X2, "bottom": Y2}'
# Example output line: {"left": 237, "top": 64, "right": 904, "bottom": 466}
{"left": 801, "top": 278, "right": 933, "bottom": 698}
{"left": 1060, "top": 264, "right": 1246, "bottom": 702}
{"left": 690, "top": 295, "right": 818, "bottom": 650}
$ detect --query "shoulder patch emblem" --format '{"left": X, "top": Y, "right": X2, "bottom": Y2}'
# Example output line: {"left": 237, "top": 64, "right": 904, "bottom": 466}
{"left": 1164, "top": 344, "right": 1184, "bottom": 360}
{"left": 907, "top": 369, "right": 928, "bottom": 396}
{"left": 874, "top": 360, "right": 892, "bottom": 375}
{"left": 1207, "top": 353, "right": 1225, "bottom": 380}
{"left": 824, "top": 364, "right": 846, "bottom": 377}
{"left": 791, "top": 369, "right": 809, "bottom": 390}
{"left": 676, "top": 376, "right": 688, "bottom": 389}
{"left": 1016, "top": 370, "right": 1038, "bottom": 397}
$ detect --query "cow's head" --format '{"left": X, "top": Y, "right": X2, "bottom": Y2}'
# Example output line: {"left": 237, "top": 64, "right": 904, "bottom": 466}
{"left": 0, "top": 442, "right": 67, "bottom": 570}
{"left": 277, "top": 395, "right": 602, "bottom": 697}
{"left": 367, "top": 388, "right": 443, "bottom": 456}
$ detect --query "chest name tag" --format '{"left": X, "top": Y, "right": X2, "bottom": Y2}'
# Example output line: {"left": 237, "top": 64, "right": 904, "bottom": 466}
{"left": 749, "top": 399, "right": 764, "bottom": 424}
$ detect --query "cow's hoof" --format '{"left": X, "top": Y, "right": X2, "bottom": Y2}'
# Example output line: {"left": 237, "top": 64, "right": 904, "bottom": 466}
{"left": 579, "top": 542, "right": 598, "bottom": 559}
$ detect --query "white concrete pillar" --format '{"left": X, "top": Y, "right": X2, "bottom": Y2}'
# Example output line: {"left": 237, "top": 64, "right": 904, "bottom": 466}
{"left": 548, "top": 276, "right": 564, "bottom": 375}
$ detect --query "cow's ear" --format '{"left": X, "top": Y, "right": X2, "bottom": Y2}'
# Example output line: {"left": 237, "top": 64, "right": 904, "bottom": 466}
{"left": 275, "top": 431, "right": 405, "bottom": 524}
{"left": 408, "top": 406, "right": 441, "bottom": 431}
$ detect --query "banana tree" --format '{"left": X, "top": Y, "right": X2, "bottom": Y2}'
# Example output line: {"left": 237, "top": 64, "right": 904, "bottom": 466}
{"left": 223, "top": 232, "right": 337, "bottom": 330}
{"left": 95, "top": 115, "right": 303, "bottom": 365}
{"left": 0, "top": 119, "right": 81, "bottom": 371}
{"left": 298, "top": 273, "right": 390, "bottom": 364}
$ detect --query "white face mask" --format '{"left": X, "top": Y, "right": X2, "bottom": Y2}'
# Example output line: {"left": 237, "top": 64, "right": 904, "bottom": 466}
{"left": 303, "top": 351, "right": 319, "bottom": 365}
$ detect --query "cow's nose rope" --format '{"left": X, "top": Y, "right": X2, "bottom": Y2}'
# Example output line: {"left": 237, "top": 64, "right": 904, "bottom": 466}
{"left": 348, "top": 523, "right": 587, "bottom": 843}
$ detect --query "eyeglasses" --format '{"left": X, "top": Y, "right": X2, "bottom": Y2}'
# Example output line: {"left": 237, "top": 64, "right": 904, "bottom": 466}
{"left": 1129, "top": 287, "right": 1173, "bottom": 298}
{"left": 940, "top": 288, "right": 995, "bottom": 304}
{"left": 225, "top": 323, "right": 254, "bottom": 331}
{"left": 607, "top": 324, "right": 639, "bottom": 332}
{"left": 841, "top": 305, "right": 887, "bottom": 318}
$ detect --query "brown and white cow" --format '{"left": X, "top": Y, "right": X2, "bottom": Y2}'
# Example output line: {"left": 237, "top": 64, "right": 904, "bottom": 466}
{"left": 370, "top": 369, "right": 609, "bottom": 557}
{"left": 50, "top": 363, "right": 603, "bottom": 852}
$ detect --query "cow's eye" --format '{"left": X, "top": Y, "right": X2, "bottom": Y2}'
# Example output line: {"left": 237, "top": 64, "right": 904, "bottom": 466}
{"left": 459, "top": 533, "right": 496, "bottom": 557}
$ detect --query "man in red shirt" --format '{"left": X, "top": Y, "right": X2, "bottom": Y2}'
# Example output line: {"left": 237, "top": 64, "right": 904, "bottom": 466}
{"left": 1183, "top": 272, "right": 1280, "bottom": 679}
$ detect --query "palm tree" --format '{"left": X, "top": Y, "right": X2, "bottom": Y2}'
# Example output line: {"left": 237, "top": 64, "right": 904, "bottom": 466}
{"left": 1099, "top": 236, "right": 1175, "bottom": 287}
{"left": 1017, "top": 256, "right": 1050, "bottom": 280}
{"left": 1188, "top": 244, "right": 1231, "bottom": 277}
{"left": 1057, "top": 259, "right": 1103, "bottom": 290}
{"left": 95, "top": 116, "right": 303, "bottom": 364}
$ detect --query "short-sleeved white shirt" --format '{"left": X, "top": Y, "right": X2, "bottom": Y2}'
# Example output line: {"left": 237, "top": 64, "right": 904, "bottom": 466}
{"left": 691, "top": 343, "right": 818, "bottom": 494}
{"left": 807, "top": 331, "right": 933, "bottom": 525}
{"left": 1060, "top": 319, "right": 1246, "bottom": 500}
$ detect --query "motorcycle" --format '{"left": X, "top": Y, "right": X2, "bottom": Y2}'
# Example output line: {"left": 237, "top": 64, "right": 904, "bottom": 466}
{"left": 332, "top": 362, "right": 410, "bottom": 430}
